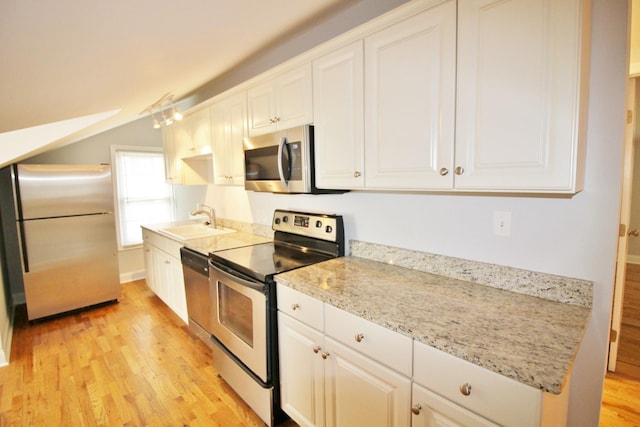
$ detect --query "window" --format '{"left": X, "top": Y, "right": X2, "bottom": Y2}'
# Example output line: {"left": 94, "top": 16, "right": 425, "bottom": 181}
{"left": 111, "top": 146, "right": 175, "bottom": 249}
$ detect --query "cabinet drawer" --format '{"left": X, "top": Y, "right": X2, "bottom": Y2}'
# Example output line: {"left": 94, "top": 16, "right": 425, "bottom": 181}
{"left": 413, "top": 341, "right": 542, "bottom": 427}
{"left": 142, "top": 228, "right": 164, "bottom": 248}
{"left": 276, "top": 284, "right": 324, "bottom": 331}
{"left": 325, "top": 304, "right": 412, "bottom": 376}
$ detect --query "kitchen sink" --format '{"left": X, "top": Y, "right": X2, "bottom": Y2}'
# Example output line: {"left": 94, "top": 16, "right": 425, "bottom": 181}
{"left": 160, "top": 224, "right": 236, "bottom": 240}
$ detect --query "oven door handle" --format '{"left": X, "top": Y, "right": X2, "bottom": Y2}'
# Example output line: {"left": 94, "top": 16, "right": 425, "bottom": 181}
{"left": 277, "top": 136, "right": 291, "bottom": 187}
{"left": 208, "top": 260, "right": 266, "bottom": 293}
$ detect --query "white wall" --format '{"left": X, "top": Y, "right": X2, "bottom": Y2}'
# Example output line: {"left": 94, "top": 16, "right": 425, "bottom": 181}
{"left": 201, "top": 1, "right": 630, "bottom": 424}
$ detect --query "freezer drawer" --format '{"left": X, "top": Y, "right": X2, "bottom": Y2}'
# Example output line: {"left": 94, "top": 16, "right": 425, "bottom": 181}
{"left": 22, "top": 213, "right": 120, "bottom": 320}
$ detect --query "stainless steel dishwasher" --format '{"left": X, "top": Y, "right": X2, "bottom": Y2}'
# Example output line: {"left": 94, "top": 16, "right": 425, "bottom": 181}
{"left": 180, "top": 247, "right": 214, "bottom": 349}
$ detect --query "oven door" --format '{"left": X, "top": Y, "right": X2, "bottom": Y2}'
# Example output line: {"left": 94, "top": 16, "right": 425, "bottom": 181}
{"left": 209, "top": 260, "right": 268, "bottom": 383}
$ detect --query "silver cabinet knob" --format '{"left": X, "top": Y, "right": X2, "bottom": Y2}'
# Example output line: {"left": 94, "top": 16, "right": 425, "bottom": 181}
{"left": 291, "top": 303, "right": 300, "bottom": 311}
{"left": 459, "top": 383, "right": 472, "bottom": 396}
{"left": 354, "top": 171, "right": 361, "bottom": 178}
{"left": 354, "top": 333, "right": 364, "bottom": 343}
{"left": 439, "top": 167, "right": 448, "bottom": 176}
{"left": 411, "top": 404, "right": 422, "bottom": 415}
{"left": 321, "top": 352, "right": 330, "bottom": 360}
{"left": 313, "top": 345, "right": 321, "bottom": 354}
{"left": 455, "top": 166, "right": 465, "bottom": 175}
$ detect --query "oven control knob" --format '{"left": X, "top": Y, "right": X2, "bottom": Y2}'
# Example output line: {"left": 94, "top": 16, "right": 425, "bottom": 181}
{"left": 315, "top": 220, "right": 322, "bottom": 228}
{"left": 282, "top": 216, "right": 289, "bottom": 223}
{"left": 275, "top": 218, "right": 281, "bottom": 225}
{"left": 325, "top": 225, "right": 333, "bottom": 233}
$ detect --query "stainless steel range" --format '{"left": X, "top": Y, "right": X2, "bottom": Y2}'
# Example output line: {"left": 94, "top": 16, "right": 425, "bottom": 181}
{"left": 208, "top": 209, "right": 344, "bottom": 426}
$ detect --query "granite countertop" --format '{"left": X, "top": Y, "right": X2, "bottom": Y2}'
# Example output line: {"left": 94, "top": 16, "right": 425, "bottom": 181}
{"left": 274, "top": 256, "right": 591, "bottom": 394}
{"left": 141, "top": 220, "right": 270, "bottom": 254}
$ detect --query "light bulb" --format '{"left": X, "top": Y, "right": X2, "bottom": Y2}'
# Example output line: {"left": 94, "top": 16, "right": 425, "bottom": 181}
{"left": 173, "top": 110, "right": 183, "bottom": 121}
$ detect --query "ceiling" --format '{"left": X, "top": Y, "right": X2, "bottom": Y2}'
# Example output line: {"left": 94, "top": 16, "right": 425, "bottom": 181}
{"left": 0, "top": 0, "right": 351, "bottom": 164}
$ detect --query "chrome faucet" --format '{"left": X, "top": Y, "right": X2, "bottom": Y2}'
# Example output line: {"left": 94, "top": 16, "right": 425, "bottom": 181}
{"left": 191, "top": 204, "right": 217, "bottom": 229}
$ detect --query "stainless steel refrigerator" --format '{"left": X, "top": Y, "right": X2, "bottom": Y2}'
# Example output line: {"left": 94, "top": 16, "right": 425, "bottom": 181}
{"left": 15, "top": 164, "right": 120, "bottom": 320}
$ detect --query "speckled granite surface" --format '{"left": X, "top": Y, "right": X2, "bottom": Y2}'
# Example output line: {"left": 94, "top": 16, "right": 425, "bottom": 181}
{"left": 275, "top": 256, "right": 591, "bottom": 394}
{"left": 141, "top": 220, "right": 270, "bottom": 254}
{"left": 351, "top": 240, "right": 593, "bottom": 307}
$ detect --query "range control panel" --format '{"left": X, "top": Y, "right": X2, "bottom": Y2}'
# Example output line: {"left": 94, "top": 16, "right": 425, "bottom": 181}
{"left": 272, "top": 209, "right": 344, "bottom": 243}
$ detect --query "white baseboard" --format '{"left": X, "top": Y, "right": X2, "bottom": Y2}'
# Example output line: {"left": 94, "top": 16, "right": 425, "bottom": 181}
{"left": 627, "top": 255, "right": 640, "bottom": 265}
{"left": 0, "top": 304, "right": 15, "bottom": 366}
{"left": 120, "top": 270, "right": 146, "bottom": 284}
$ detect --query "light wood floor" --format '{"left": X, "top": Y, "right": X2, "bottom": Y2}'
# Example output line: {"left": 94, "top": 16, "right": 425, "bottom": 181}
{"left": 616, "top": 263, "right": 640, "bottom": 377}
{"left": 600, "top": 263, "right": 640, "bottom": 427}
{"left": 0, "top": 279, "right": 282, "bottom": 426}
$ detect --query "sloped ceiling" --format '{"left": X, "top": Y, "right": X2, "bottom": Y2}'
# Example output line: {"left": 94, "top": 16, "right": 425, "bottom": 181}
{"left": 0, "top": 0, "right": 352, "bottom": 165}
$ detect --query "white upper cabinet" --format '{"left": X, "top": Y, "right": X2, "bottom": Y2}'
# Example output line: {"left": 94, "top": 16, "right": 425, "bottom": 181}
{"left": 311, "top": 0, "right": 589, "bottom": 193}
{"left": 313, "top": 41, "right": 365, "bottom": 190}
{"left": 174, "top": 107, "right": 213, "bottom": 158}
{"left": 211, "top": 91, "right": 247, "bottom": 185}
{"left": 247, "top": 63, "right": 313, "bottom": 136}
{"left": 364, "top": 0, "right": 456, "bottom": 190}
{"left": 454, "top": 0, "right": 590, "bottom": 193}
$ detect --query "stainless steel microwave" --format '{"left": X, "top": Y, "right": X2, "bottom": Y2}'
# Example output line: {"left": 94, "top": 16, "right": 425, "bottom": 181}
{"left": 243, "top": 125, "right": 344, "bottom": 194}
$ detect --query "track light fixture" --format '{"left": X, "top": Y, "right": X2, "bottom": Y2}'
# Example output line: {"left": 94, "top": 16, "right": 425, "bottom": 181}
{"left": 143, "top": 93, "right": 183, "bottom": 128}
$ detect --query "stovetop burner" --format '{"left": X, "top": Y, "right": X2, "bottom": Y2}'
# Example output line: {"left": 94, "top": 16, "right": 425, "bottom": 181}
{"left": 209, "top": 209, "right": 344, "bottom": 282}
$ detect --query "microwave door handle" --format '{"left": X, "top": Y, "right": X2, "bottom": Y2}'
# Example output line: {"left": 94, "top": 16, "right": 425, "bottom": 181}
{"left": 277, "top": 136, "right": 291, "bottom": 187}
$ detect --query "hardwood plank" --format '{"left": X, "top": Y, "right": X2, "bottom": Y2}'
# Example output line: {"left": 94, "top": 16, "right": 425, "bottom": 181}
{"left": 0, "top": 280, "right": 285, "bottom": 426}
{"left": 600, "top": 372, "right": 640, "bottom": 427}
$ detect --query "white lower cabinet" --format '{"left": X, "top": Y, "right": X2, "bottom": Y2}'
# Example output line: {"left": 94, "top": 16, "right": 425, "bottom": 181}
{"left": 277, "top": 284, "right": 571, "bottom": 427}
{"left": 142, "top": 228, "right": 188, "bottom": 324}
{"left": 277, "top": 284, "right": 411, "bottom": 427}
{"left": 324, "top": 337, "right": 411, "bottom": 427}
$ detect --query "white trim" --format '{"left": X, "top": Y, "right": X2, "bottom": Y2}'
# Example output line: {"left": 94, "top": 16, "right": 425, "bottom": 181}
{"left": 120, "top": 270, "right": 146, "bottom": 284}
{"left": 0, "top": 304, "right": 15, "bottom": 366}
{"left": 110, "top": 145, "right": 173, "bottom": 250}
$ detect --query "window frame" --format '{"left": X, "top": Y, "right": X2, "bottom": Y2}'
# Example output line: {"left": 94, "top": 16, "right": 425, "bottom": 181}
{"left": 110, "top": 145, "right": 175, "bottom": 251}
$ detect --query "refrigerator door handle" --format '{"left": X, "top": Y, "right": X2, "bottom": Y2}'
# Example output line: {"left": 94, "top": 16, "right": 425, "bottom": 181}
{"left": 13, "top": 165, "right": 29, "bottom": 273}
{"left": 17, "top": 220, "right": 29, "bottom": 272}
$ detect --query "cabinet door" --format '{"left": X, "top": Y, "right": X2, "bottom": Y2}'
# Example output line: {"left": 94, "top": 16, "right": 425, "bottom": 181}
{"left": 324, "top": 337, "right": 410, "bottom": 427}
{"left": 276, "top": 64, "right": 313, "bottom": 131}
{"left": 412, "top": 383, "right": 498, "bottom": 427}
{"left": 212, "top": 93, "right": 247, "bottom": 185}
{"left": 248, "top": 63, "right": 313, "bottom": 136}
{"left": 167, "top": 255, "right": 187, "bottom": 324}
{"left": 248, "top": 81, "right": 277, "bottom": 135}
{"left": 188, "top": 107, "right": 213, "bottom": 157}
{"left": 313, "top": 41, "right": 365, "bottom": 189}
{"left": 226, "top": 93, "right": 248, "bottom": 185}
{"left": 161, "top": 126, "right": 182, "bottom": 184}
{"left": 278, "top": 313, "right": 325, "bottom": 427}
{"left": 364, "top": 1, "right": 456, "bottom": 190}
{"left": 454, "top": 0, "right": 588, "bottom": 192}
{"left": 143, "top": 243, "right": 156, "bottom": 291}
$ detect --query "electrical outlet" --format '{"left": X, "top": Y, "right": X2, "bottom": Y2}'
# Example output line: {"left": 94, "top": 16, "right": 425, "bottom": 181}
{"left": 493, "top": 211, "right": 512, "bottom": 237}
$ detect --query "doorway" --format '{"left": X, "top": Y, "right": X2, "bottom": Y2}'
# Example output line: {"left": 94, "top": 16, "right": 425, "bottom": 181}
{"left": 612, "top": 79, "right": 640, "bottom": 377}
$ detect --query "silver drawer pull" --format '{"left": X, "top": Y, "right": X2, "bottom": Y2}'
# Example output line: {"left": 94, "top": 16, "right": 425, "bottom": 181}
{"left": 291, "top": 303, "right": 300, "bottom": 311}
{"left": 355, "top": 333, "right": 364, "bottom": 343}
{"left": 459, "top": 383, "right": 472, "bottom": 396}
